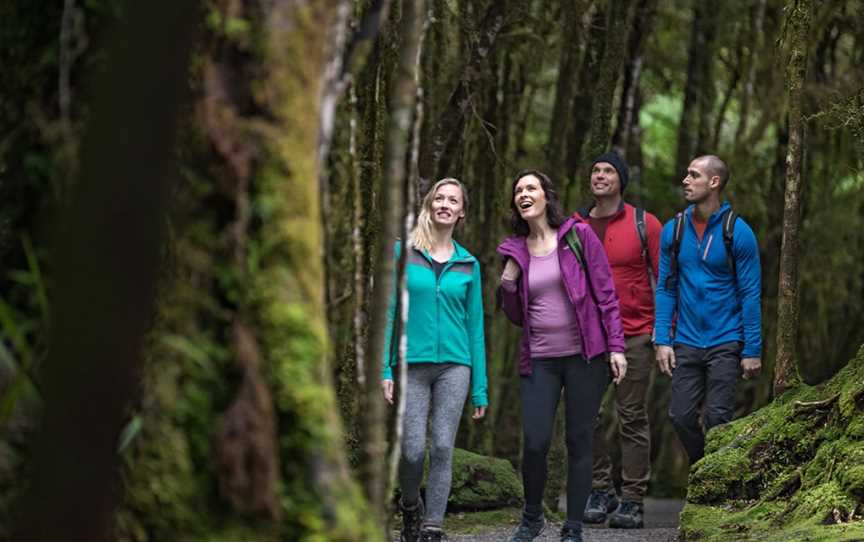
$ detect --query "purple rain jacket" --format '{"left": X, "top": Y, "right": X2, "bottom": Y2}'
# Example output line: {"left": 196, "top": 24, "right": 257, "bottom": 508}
{"left": 497, "top": 216, "right": 626, "bottom": 376}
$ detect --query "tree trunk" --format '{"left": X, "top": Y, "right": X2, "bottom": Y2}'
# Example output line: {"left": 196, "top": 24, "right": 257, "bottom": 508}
{"left": 14, "top": 3, "right": 196, "bottom": 540}
{"left": 112, "top": 2, "right": 379, "bottom": 540}
{"left": 612, "top": 0, "right": 657, "bottom": 160}
{"left": 774, "top": 0, "right": 812, "bottom": 395}
{"left": 364, "top": 0, "right": 426, "bottom": 527}
{"left": 548, "top": 0, "right": 592, "bottom": 184}
{"left": 675, "top": 0, "right": 719, "bottom": 177}
{"left": 417, "top": 1, "right": 506, "bottom": 190}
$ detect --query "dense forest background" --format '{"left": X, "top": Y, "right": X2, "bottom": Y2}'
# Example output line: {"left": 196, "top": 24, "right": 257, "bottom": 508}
{"left": 0, "top": 0, "right": 862, "bottom": 540}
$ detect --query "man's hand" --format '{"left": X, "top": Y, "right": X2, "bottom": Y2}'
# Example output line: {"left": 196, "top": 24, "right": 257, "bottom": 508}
{"left": 741, "top": 357, "right": 762, "bottom": 380}
{"left": 501, "top": 258, "right": 521, "bottom": 282}
{"left": 382, "top": 379, "right": 394, "bottom": 405}
{"left": 472, "top": 406, "right": 487, "bottom": 420}
{"left": 610, "top": 352, "right": 628, "bottom": 385}
{"left": 656, "top": 345, "right": 676, "bottom": 377}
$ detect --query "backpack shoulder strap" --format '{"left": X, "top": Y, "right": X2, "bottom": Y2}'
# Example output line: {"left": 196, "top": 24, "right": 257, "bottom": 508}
{"left": 565, "top": 226, "right": 599, "bottom": 306}
{"left": 565, "top": 227, "right": 585, "bottom": 269}
{"left": 665, "top": 211, "right": 686, "bottom": 291}
{"left": 722, "top": 208, "right": 738, "bottom": 278}
{"left": 634, "top": 207, "right": 656, "bottom": 291}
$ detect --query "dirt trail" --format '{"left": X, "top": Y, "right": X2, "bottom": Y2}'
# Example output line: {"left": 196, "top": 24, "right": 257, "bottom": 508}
{"left": 448, "top": 498, "right": 683, "bottom": 542}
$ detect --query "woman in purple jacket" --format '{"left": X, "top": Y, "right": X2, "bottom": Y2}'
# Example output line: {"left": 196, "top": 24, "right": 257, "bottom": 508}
{"left": 498, "top": 170, "right": 627, "bottom": 542}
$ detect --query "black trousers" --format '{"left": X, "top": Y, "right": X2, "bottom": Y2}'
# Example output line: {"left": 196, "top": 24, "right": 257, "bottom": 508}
{"left": 520, "top": 355, "right": 609, "bottom": 531}
{"left": 668, "top": 342, "right": 742, "bottom": 464}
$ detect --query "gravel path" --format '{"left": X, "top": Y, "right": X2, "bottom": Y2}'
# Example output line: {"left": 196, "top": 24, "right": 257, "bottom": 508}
{"left": 441, "top": 498, "right": 683, "bottom": 542}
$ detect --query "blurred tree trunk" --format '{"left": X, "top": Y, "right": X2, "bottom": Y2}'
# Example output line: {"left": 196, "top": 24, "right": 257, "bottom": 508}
{"left": 612, "top": 0, "right": 657, "bottom": 161}
{"left": 109, "top": 1, "right": 380, "bottom": 540}
{"left": 14, "top": 2, "right": 196, "bottom": 540}
{"left": 564, "top": 4, "right": 606, "bottom": 207}
{"left": 364, "top": 0, "right": 426, "bottom": 527}
{"left": 774, "top": 0, "right": 812, "bottom": 395}
{"left": 417, "top": 1, "right": 506, "bottom": 189}
{"left": 548, "top": 0, "right": 593, "bottom": 185}
{"left": 675, "top": 0, "right": 719, "bottom": 177}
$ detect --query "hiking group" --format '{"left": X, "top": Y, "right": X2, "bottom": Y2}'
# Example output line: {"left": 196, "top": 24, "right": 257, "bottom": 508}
{"left": 381, "top": 152, "right": 762, "bottom": 542}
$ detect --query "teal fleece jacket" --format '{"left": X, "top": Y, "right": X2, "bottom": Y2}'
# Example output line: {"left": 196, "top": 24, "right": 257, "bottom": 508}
{"left": 381, "top": 240, "right": 488, "bottom": 407}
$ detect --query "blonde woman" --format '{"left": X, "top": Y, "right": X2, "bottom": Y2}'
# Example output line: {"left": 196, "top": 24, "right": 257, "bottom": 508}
{"left": 382, "top": 178, "right": 488, "bottom": 542}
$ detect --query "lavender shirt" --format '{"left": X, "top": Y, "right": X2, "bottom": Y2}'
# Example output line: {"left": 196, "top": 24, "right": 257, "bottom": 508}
{"left": 504, "top": 249, "right": 582, "bottom": 358}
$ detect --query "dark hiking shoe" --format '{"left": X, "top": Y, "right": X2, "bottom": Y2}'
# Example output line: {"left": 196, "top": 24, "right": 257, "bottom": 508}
{"left": 419, "top": 526, "right": 445, "bottom": 542}
{"left": 509, "top": 515, "right": 546, "bottom": 541}
{"left": 399, "top": 498, "right": 424, "bottom": 542}
{"left": 560, "top": 526, "right": 583, "bottom": 542}
{"left": 583, "top": 489, "right": 619, "bottom": 524}
{"left": 608, "top": 500, "right": 645, "bottom": 529}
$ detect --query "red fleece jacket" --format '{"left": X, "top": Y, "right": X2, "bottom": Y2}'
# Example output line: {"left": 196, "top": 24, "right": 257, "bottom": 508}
{"left": 577, "top": 203, "right": 662, "bottom": 337}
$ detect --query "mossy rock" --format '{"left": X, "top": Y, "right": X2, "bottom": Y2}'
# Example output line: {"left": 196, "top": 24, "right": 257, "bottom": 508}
{"left": 442, "top": 448, "right": 523, "bottom": 511}
{"left": 679, "top": 344, "right": 864, "bottom": 541}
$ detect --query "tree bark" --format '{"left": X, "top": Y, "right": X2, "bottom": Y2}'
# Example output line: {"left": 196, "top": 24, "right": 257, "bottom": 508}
{"left": 612, "top": 0, "right": 657, "bottom": 160}
{"left": 14, "top": 2, "right": 196, "bottom": 540}
{"left": 417, "top": 1, "right": 506, "bottom": 190}
{"left": 364, "top": 0, "right": 426, "bottom": 527}
{"left": 774, "top": 0, "right": 812, "bottom": 395}
{"left": 675, "top": 0, "right": 719, "bottom": 177}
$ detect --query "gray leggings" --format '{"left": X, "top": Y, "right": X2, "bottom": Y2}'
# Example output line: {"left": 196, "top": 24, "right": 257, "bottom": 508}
{"left": 400, "top": 363, "right": 470, "bottom": 528}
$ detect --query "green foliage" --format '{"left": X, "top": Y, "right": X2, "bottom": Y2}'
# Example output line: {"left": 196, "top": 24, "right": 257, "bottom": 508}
{"left": 680, "top": 344, "right": 864, "bottom": 541}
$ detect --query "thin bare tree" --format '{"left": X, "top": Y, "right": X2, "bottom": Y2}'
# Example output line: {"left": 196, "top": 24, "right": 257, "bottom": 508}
{"left": 774, "top": 0, "right": 812, "bottom": 395}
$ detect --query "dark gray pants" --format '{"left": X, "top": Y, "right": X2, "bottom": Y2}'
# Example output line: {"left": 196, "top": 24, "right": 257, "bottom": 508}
{"left": 520, "top": 355, "right": 609, "bottom": 532}
{"left": 668, "top": 342, "right": 742, "bottom": 464}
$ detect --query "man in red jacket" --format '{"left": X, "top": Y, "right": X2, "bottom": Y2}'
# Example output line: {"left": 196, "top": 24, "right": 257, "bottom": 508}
{"left": 578, "top": 152, "right": 661, "bottom": 529}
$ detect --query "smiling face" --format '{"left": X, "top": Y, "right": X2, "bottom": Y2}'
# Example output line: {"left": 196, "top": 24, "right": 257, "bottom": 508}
{"left": 513, "top": 174, "right": 548, "bottom": 222}
{"left": 430, "top": 182, "right": 465, "bottom": 227}
{"left": 590, "top": 161, "right": 621, "bottom": 198}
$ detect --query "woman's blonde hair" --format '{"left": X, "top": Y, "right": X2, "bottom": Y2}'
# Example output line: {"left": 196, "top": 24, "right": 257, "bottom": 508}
{"left": 409, "top": 178, "right": 468, "bottom": 252}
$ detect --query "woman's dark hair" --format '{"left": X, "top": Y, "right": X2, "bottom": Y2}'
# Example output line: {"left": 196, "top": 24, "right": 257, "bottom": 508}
{"left": 509, "top": 169, "right": 566, "bottom": 236}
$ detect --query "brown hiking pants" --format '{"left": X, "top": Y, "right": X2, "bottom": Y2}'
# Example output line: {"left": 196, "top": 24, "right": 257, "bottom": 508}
{"left": 591, "top": 334, "right": 653, "bottom": 503}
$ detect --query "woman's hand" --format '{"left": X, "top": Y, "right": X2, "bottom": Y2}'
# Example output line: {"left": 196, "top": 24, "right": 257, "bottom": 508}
{"left": 501, "top": 258, "right": 521, "bottom": 282}
{"left": 382, "top": 379, "right": 394, "bottom": 405}
{"left": 472, "top": 406, "right": 487, "bottom": 420}
{"left": 609, "top": 352, "right": 628, "bottom": 385}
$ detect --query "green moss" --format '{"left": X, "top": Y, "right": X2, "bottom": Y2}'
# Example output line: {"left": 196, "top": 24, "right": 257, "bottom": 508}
{"left": 679, "top": 345, "right": 864, "bottom": 541}
{"left": 443, "top": 448, "right": 523, "bottom": 510}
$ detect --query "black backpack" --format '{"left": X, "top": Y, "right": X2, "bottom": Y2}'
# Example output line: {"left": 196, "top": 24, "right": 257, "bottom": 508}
{"left": 665, "top": 208, "right": 738, "bottom": 291}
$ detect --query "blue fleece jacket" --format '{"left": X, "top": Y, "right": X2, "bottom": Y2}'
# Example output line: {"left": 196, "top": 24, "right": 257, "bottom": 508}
{"left": 654, "top": 202, "right": 762, "bottom": 358}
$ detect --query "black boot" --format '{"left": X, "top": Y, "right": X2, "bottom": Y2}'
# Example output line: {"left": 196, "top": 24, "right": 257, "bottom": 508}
{"left": 608, "top": 500, "right": 644, "bottom": 529}
{"left": 419, "top": 526, "right": 445, "bottom": 541}
{"left": 583, "top": 489, "right": 619, "bottom": 524}
{"left": 399, "top": 498, "right": 425, "bottom": 542}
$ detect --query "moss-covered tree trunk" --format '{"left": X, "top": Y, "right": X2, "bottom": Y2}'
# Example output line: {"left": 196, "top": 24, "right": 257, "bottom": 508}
{"left": 774, "top": 0, "right": 812, "bottom": 395}
{"left": 113, "top": 2, "right": 379, "bottom": 540}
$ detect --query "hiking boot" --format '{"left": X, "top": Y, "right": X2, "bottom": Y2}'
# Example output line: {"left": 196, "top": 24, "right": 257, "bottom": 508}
{"left": 608, "top": 500, "right": 644, "bottom": 529}
{"left": 399, "top": 498, "right": 424, "bottom": 542}
{"left": 419, "top": 526, "right": 445, "bottom": 542}
{"left": 508, "top": 515, "right": 545, "bottom": 541}
{"left": 560, "top": 526, "right": 583, "bottom": 542}
{"left": 583, "top": 489, "right": 619, "bottom": 524}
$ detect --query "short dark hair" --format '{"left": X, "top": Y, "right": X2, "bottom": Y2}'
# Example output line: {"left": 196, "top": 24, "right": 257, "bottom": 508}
{"left": 696, "top": 155, "right": 730, "bottom": 190}
{"left": 509, "top": 169, "right": 566, "bottom": 236}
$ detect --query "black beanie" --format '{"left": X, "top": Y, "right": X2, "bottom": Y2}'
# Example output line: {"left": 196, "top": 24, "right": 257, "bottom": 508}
{"left": 591, "top": 151, "right": 630, "bottom": 193}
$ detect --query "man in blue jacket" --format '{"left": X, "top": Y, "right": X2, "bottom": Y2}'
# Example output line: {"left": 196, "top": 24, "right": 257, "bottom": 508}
{"left": 654, "top": 155, "right": 762, "bottom": 464}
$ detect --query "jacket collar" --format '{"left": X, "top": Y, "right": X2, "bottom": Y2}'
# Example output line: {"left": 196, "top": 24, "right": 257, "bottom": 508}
{"left": 684, "top": 201, "right": 731, "bottom": 225}
{"left": 413, "top": 239, "right": 475, "bottom": 264}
